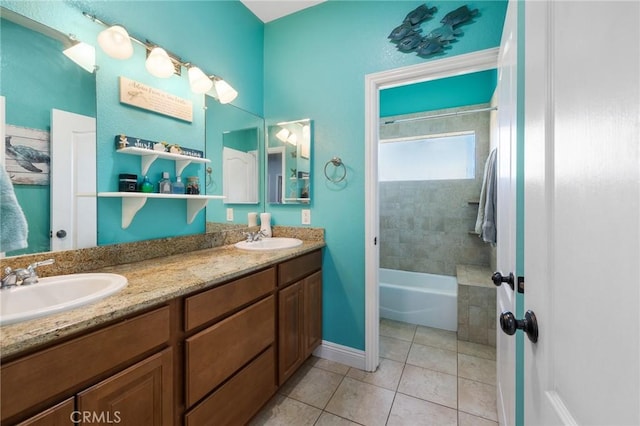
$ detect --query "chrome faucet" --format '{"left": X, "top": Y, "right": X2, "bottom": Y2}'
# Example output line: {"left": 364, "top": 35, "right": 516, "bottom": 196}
{"left": 242, "top": 231, "right": 266, "bottom": 243}
{"left": 1, "top": 259, "right": 55, "bottom": 289}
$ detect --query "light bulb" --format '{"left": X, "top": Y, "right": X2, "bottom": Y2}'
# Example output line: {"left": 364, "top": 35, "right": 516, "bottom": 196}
{"left": 97, "top": 25, "right": 133, "bottom": 59}
{"left": 63, "top": 41, "right": 96, "bottom": 73}
{"left": 213, "top": 78, "right": 238, "bottom": 104}
{"left": 188, "top": 66, "right": 213, "bottom": 93}
{"left": 276, "top": 128, "right": 290, "bottom": 143}
{"left": 145, "top": 47, "right": 174, "bottom": 78}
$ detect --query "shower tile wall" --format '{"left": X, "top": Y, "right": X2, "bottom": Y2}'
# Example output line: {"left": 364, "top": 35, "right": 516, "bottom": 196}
{"left": 379, "top": 104, "right": 492, "bottom": 276}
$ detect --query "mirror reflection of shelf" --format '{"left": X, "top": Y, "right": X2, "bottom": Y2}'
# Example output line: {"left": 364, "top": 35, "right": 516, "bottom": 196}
{"left": 98, "top": 192, "right": 224, "bottom": 229}
{"left": 116, "top": 147, "right": 210, "bottom": 176}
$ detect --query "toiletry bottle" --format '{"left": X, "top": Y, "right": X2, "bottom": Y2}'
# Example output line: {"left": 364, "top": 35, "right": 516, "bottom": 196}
{"left": 171, "top": 176, "right": 185, "bottom": 194}
{"left": 140, "top": 176, "right": 154, "bottom": 193}
{"left": 186, "top": 176, "right": 200, "bottom": 194}
{"left": 158, "top": 172, "right": 171, "bottom": 194}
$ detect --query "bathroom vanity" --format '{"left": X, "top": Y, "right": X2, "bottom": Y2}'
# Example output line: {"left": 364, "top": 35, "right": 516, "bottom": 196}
{"left": 0, "top": 243, "right": 324, "bottom": 425}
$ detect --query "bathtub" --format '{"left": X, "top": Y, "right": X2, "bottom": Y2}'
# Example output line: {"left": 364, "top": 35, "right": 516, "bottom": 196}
{"left": 379, "top": 268, "right": 457, "bottom": 331}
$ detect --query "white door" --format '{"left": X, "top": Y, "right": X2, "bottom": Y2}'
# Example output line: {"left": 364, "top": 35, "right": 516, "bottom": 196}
{"left": 523, "top": 2, "right": 639, "bottom": 425}
{"left": 495, "top": 1, "right": 518, "bottom": 424}
{"left": 223, "top": 146, "right": 258, "bottom": 204}
{"left": 51, "top": 109, "right": 96, "bottom": 251}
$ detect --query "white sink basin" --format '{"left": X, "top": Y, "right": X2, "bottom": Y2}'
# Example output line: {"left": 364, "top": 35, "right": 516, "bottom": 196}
{"left": 235, "top": 237, "right": 303, "bottom": 251}
{"left": 0, "top": 273, "right": 127, "bottom": 326}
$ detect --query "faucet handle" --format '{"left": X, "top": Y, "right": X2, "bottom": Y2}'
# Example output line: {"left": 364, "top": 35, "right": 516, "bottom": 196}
{"left": 28, "top": 259, "right": 55, "bottom": 270}
{"left": 23, "top": 259, "right": 54, "bottom": 285}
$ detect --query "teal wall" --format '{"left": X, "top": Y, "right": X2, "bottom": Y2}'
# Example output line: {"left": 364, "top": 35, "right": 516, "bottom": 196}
{"left": 1, "top": 17, "right": 96, "bottom": 255}
{"left": 264, "top": 0, "right": 508, "bottom": 350}
{"left": 380, "top": 69, "right": 498, "bottom": 117}
{"left": 3, "top": 1, "right": 264, "bottom": 245}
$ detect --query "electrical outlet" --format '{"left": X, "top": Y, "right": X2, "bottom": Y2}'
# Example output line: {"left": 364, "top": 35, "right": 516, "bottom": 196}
{"left": 226, "top": 208, "right": 234, "bottom": 221}
{"left": 301, "top": 209, "right": 311, "bottom": 225}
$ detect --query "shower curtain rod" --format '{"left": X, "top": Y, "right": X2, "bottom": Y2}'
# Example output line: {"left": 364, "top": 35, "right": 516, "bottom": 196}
{"left": 382, "top": 106, "right": 497, "bottom": 125}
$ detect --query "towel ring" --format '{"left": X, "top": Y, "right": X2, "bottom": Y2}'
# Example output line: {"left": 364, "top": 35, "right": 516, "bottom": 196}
{"left": 324, "top": 157, "right": 347, "bottom": 183}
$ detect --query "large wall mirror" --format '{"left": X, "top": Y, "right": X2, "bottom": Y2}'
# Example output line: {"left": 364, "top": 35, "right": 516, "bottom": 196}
{"left": 205, "top": 96, "right": 264, "bottom": 225}
{"left": 1, "top": 8, "right": 97, "bottom": 257}
{"left": 267, "top": 119, "right": 312, "bottom": 204}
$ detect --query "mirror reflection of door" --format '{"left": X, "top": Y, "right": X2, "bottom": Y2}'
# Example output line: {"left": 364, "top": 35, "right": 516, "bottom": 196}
{"left": 267, "top": 147, "right": 285, "bottom": 204}
{"left": 222, "top": 127, "right": 259, "bottom": 204}
{"left": 50, "top": 109, "right": 96, "bottom": 252}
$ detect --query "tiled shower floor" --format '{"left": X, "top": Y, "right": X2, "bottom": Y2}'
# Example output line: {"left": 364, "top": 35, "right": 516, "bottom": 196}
{"left": 250, "top": 318, "right": 498, "bottom": 425}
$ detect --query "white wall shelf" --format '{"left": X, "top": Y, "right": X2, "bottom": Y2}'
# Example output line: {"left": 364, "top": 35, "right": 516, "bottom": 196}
{"left": 116, "top": 147, "right": 211, "bottom": 176}
{"left": 98, "top": 192, "right": 225, "bottom": 229}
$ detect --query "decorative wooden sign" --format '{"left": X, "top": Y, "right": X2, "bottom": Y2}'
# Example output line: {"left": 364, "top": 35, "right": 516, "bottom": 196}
{"left": 119, "top": 76, "right": 193, "bottom": 122}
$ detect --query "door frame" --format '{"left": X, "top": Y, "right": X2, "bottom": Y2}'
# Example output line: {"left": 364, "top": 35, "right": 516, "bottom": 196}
{"left": 364, "top": 48, "right": 500, "bottom": 371}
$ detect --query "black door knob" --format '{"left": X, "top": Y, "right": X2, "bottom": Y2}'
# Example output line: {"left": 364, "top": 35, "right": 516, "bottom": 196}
{"left": 492, "top": 272, "right": 515, "bottom": 290}
{"left": 56, "top": 230, "right": 67, "bottom": 238}
{"left": 500, "top": 310, "right": 539, "bottom": 343}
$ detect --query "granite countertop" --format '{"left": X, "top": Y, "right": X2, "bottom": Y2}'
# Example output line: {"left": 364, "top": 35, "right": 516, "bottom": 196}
{"left": 0, "top": 240, "right": 325, "bottom": 359}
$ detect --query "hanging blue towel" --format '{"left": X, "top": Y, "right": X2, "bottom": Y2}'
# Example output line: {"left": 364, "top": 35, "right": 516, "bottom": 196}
{"left": 0, "top": 163, "right": 28, "bottom": 252}
{"left": 475, "top": 149, "right": 497, "bottom": 245}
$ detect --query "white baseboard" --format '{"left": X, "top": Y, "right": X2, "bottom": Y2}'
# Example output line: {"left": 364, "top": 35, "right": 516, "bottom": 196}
{"left": 312, "top": 340, "right": 366, "bottom": 370}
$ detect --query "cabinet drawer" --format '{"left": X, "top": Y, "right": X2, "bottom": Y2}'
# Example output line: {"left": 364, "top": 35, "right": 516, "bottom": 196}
{"left": 185, "top": 267, "right": 275, "bottom": 332}
{"left": 1, "top": 306, "right": 170, "bottom": 423}
{"left": 185, "top": 346, "right": 276, "bottom": 426}
{"left": 278, "top": 250, "right": 322, "bottom": 287}
{"left": 185, "top": 296, "right": 275, "bottom": 407}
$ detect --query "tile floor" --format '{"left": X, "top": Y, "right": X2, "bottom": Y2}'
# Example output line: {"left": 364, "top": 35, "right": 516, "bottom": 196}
{"left": 250, "top": 318, "right": 498, "bottom": 425}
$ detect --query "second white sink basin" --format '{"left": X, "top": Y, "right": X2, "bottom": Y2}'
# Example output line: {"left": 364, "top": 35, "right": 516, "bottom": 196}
{"left": 235, "top": 237, "right": 303, "bottom": 251}
{"left": 0, "top": 273, "right": 128, "bottom": 326}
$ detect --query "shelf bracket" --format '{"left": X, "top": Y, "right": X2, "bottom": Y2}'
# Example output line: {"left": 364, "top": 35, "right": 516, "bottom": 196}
{"left": 186, "top": 198, "right": 208, "bottom": 224}
{"left": 121, "top": 196, "right": 148, "bottom": 228}
{"left": 175, "top": 159, "right": 192, "bottom": 176}
{"left": 140, "top": 154, "right": 159, "bottom": 176}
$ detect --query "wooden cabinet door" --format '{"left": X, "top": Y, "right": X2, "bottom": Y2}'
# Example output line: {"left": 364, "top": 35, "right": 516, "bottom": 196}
{"left": 77, "top": 349, "right": 173, "bottom": 426}
{"left": 303, "top": 271, "right": 322, "bottom": 358}
{"left": 17, "top": 397, "right": 74, "bottom": 426}
{"left": 278, "top": 281, "right": 304, "bottom": 385}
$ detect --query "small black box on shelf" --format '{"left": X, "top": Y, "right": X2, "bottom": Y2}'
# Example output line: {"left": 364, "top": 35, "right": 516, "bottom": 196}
{"left": 119, "top": 174, "right": 138, "bottom": 192}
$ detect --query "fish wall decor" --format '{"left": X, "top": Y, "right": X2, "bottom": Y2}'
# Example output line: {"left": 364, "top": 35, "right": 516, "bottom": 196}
{"left": 387, "top": 3, "right": 479, "bottom": 58}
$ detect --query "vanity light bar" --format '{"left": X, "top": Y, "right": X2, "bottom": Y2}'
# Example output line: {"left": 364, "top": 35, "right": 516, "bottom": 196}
{"left": 82, "top": 12, "right": 237, "bottom": 102}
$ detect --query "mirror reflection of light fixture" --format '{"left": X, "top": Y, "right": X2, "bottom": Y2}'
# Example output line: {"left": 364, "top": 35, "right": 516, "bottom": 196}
{"left": 97, "top": 25, "right": 133, "bottom": 59}
{"left": 208, "top": 77, "right": 238, "bottom": 104}
{"left": 276, "top": 128, "right": 290, "bottom": 143}
{"left": 188, "top": 66, "right": 213, "bottom": 94}
{"left": 286, "top": 133, "right": 298, "bottom": 146}
{"left": 145, "top": 47, "right": 175, "bottom": 78}
{"left": 63, "top": 38, "right": 96, "bottom": 73}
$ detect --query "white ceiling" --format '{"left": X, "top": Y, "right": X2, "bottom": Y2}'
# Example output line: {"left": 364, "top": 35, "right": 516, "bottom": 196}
{"left": 240, "top": 0, "right": 326, "bottom": 23}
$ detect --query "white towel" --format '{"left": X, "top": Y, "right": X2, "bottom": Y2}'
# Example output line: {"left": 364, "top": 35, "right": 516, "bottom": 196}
{"left": 0, "top": 163, "right": 28, "bottom": 252}
{"left": 475, "top": 149, "right": 497, "bottom": 244}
